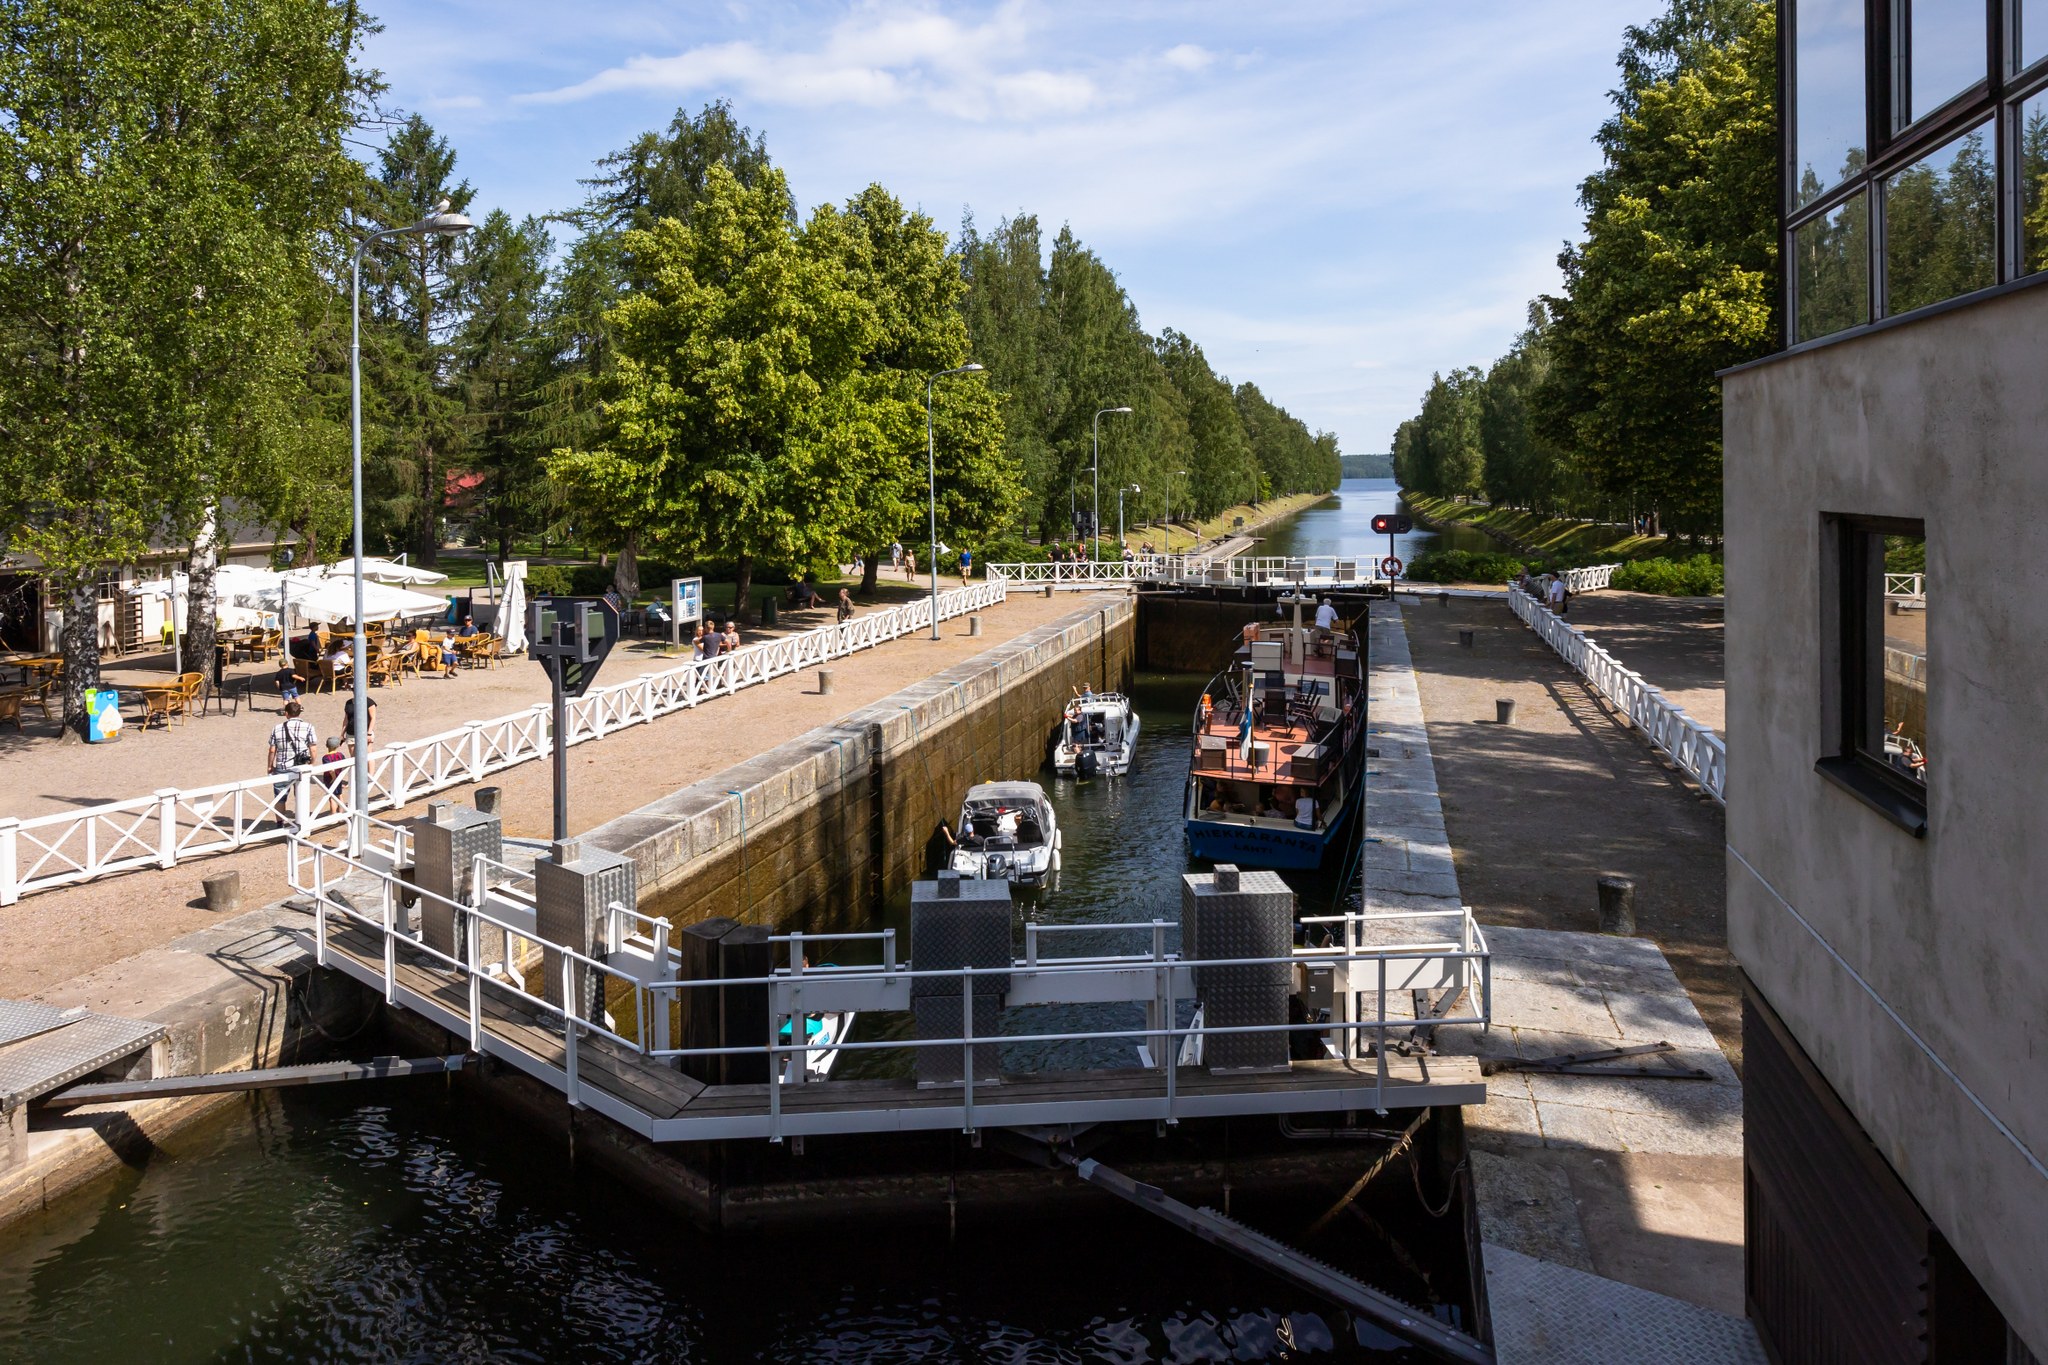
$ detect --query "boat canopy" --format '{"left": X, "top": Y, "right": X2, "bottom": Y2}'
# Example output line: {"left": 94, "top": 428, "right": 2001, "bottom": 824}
{"left": 963, "top": 780, "right": 1048, "bottom": 804}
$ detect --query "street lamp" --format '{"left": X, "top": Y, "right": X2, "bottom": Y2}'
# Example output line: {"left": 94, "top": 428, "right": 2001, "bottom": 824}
{"left": 925, "top": 363, "right": 984, "bottom": 640}
{"left": 1118, "top": 485, "right": 1141, "bottom": 562}
{"left": 1174, "top": 469, "right": 1187, "bottom": 549}
{"left": 349, "top": 198, "right": 473, "bottom": 845}
{"left": 1091, "top": 406, "right": 1131, "bottom": 561}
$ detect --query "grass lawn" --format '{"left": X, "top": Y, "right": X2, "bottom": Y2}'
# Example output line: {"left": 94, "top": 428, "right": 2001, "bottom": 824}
{"left": 1402, "top": 493, "right": 1675, "bottom": 562}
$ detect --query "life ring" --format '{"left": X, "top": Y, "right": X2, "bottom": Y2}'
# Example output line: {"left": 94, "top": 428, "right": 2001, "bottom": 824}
{"left": 1379, "top": 555, "right": 1404, "bottom": 579}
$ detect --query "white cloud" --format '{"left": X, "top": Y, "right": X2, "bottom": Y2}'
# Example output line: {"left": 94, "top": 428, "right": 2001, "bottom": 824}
{"left": 1161, "top": 43, "right": 1215, "bottom": 72}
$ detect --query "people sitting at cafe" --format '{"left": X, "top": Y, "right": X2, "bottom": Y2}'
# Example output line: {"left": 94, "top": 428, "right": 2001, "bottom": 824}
{"left": 786, "top": 579, "right": 819, "bottom": 609}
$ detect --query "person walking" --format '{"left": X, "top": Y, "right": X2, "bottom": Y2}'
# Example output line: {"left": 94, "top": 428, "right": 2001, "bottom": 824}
{"left": 723, "top": 619, "right": 741, "bottom": 653}
{"left": 837, "top": 588, "right": 855, "bottom": 623}
{"left": 1546, "top": 572, "right": 1569, "bottom": 616}
{"left": 904, "top": 548, "right": 916, "bottom": 579}
{"left": 958, "top": 547, "right": 972, "bottom": 583}
{"left": 890, "top": 540, "right": 903, "bottom": 571}
{"left": 341, "top": 696, "right": 376, "bottom": 751}
{"left": 267, "top": 701, "right": 318, "bottom": 829}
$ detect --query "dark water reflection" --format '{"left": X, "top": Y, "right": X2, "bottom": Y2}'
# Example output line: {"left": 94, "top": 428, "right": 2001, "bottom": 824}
{"left": 0, "top": 1085, "right": 1423, "bottom": 1362}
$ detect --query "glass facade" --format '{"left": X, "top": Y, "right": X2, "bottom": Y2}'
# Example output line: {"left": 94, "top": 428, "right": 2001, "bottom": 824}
{"left": 1786, "top": 0, "right": 2048, "bottom": 340}
{"left": 1796, "top": 0, "right": 1869, "bottom": 207}
{"left": 1884, "top": 122, "right": 1997, "bottom": 312}
{"left": 1899, "top": 0, "right": 1986, "bottom": 125}
{"left": 2025, "top": 90, "right": 2048, "bottom": 274}
{"left": 1797, "top": 194, "right": 1872, "bottom": 340}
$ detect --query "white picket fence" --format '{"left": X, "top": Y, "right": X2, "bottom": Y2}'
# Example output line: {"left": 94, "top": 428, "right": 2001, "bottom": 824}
{"left": 1509, "top": 585, "right": 1727, "bottom": 803}
{"left": 0, "top": 579, "right": 1008, "bottom": 905}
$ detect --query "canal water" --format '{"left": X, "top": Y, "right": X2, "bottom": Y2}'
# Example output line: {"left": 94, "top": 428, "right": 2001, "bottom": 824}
{"left": 0, "top": 485, "right": 1461, "bottom": 1364}
{"left": 1257, "top": 479, "right": 1496, "bottom": 563}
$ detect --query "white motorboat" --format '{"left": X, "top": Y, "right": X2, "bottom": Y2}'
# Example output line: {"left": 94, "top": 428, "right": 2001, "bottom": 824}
{"left": 1052, "top": 691, "right": 1140, "bottom": 777}
{"left": 948, "top": 780, "right": 1061, "bottom": 887}
{"left": 781, "top": 1008, "right": 856, "bottom": 1081}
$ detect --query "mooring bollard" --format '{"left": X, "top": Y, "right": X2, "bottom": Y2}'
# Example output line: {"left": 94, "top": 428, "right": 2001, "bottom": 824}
{"left": 474, "top": 786, "right": 501, "bottom": 815}
{"left": 1438, "top": 592, "right": 1449, "bottom": 608}
{"left": 1597, "top": 876, "right": 1636, "bottom": 935}
{"left": 818, "top": 669, "right": 835, "bottom": 695}
{"left": 1458, "top": 628, "right": 1475, "bottom": 649}
{"left": 202, "top": 871, "right": 241, "bottom": 915}
{"left": 1043, "top": 584, "right": 1054, "bottom": 598}
{"left": 1496, "top": 698, "right": 1517, "bottom": 725}
{"left": 968, "top": 615, "right": 982, "bottom": 637}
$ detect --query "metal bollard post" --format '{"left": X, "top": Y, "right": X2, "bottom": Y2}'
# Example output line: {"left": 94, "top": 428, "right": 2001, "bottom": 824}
{"left": 968, "top": 615, "right": 982, "bottom": 637}
{"left": 1458, "top": 629, "right": 1475, "bottom": 649}
{"left": 1495, "top": 698, "right": 1517, "bottom": 725}
{"left": 817, "top": 669, "right": 834, "bottom": 695}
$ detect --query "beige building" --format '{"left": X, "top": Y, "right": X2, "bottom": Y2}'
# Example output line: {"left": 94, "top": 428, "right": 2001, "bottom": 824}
{"left": 1722, "top": 3, "right": 2046, "bottom": 1361}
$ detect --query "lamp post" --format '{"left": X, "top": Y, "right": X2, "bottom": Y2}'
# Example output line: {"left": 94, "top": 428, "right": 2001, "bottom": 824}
{"left": 1174, "top": 469, "right": 1187, "bottom": 550}
{"left": 925, "top": 363, "right": 983, "bottom": 640}
{"left": 1118, "top": 485, "right": 1141, "bottom": 562}
{"left": 1091, "top": 406, "right": 1131, "bottom": 561}
{"left": 349, "top": 198, "right": 473, "bottom": 845}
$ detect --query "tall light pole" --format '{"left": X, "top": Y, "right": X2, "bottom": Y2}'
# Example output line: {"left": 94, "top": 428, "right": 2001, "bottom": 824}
{"left": 1091, "top": 406, "right": 1131, "bottom": 561}
{"left": 1174, "top": 469, "right": 1188, "bottom": 549}
{"left": 1118, "top": 485, "right": 1141, "bottom": 560}
{"left": 925, "top": 363, "right": 983, "bottom": 640}
{"left": 350, "top": 198, "right": 473, "bottom": 844}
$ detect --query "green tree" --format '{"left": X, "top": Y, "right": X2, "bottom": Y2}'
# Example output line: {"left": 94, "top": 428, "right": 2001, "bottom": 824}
{"left": 452, "top": 210, "right": 557, "bottom": 560}
{"left": 1535, "top": 0, "right": 1777, "bottom": 534}
{"left": 0, "top": 0, "right": 366, "bottom": 729}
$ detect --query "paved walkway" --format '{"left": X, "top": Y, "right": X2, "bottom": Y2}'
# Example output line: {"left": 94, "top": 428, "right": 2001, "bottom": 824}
{"left": 0, "top": 591, "right": 1111, "bottom": 999}
{"left": 1360, "top": 597, "right": 1757, "bottom": 1360}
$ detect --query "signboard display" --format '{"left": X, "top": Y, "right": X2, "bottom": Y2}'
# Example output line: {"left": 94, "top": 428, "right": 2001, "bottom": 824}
{"left": 671, "top": 577, "right": 702, "bottom": 625}
{"left": 528, "top": 596, "right": 621, "bottom": 699}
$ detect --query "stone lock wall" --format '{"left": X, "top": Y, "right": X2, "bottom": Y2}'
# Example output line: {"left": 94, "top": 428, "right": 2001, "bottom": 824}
{"left": 576, "top": 598, "right": 1135, "bottom": 935}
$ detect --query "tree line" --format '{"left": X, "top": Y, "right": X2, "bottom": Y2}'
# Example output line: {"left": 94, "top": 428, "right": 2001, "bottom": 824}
{"left": 1392, "top": 0, "right": 1778, "bottom": 539}
{"left": 0, "top": 2, "right": 1339, "bottom": 733}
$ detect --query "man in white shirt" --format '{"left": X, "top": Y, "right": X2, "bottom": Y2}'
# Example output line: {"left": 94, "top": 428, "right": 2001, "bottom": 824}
{"left": 1294, "top": 794, "right": 1318, "bottom": 828}
{"left": 268, "top": 701, "right": 318, "bottom": 827}
{"left": 1547, "top": 573, "right": 1569, "bottom": 616}
{"left": 1314, "top": 599, "right": 1337, "bottom": 630}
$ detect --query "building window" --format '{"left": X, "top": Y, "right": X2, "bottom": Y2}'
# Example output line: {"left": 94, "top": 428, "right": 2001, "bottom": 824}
{"left": 2024, "top": 89, "right": 2048, "bottom": 274}
{"left": 1895, "top": 0, "right": 1988, "bottom": 129}
{"left": 1821, "top": 518, "right": 1928, "bottom": 832}
{"left": 1795, "top": 0, "right": 1870, "bottom": 209}
{"left": 2022, "top": 0, "right": 2047, "bottom": 74}
{"left": 1796, "top": 192, "right": 1872, "bottom": 339}
{"left": 1883, "top": 121, "right": 1998, "bottom": 312}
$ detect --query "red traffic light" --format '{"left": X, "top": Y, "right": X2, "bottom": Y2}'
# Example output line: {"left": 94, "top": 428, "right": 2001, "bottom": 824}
{"left": 1370, "top": 513, "right": 1413, "bottom": 535}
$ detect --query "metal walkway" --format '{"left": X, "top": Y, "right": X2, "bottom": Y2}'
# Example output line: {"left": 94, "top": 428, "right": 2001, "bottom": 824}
{"left": 1, "top": 998, "right": 164, "bottom": 1161}
{"left": 291, "top": 830, "right": 1490, "bottom": 1146}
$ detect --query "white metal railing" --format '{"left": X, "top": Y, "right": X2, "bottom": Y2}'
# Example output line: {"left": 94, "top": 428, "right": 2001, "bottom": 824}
{"left": 1563, "top": 563, "right": 1620, "bottom": 592}
{"left": 287, "top": 832, "right": 1489, "bottom": 1142}
{"left": 986, "top": 554, "right": 1391, "bottom": 592}
{"left": 0, "top": 578, "right": 1007, "bottom": 905}
{"left": 1884, "top": 572, "right": 1926, "bottom": 605}
{"left": 1510, "top": 586, "right": 1726, "bottom": 803}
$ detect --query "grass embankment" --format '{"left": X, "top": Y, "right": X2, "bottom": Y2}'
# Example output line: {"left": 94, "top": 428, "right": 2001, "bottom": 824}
{"left": 1060, "top": 489, "right": 1334, "bottom": 557}
{"left": 1402, "top": 492, "right": 1723, "bottom": 595}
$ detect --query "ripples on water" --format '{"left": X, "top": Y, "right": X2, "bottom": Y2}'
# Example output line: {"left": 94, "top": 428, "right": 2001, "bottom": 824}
{"left": 0, "top": 1085, "right": 1422, "bottom": 1362}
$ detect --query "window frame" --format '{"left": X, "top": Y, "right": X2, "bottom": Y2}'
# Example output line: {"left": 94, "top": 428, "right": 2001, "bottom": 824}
{"left": 1817, "top": 514, "right": 1928, "bottom": 835}
{"left": 1785, "top": 0, "right": 2048, "bottom": 344}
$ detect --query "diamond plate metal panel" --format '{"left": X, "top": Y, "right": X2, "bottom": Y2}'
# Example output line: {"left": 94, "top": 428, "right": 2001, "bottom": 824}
{"left": 1484, "top": 1243, "right": 1767, "bottom": 1365}
{"left": 0, "top": 1013, "right": 165, "bottom": 1111}
{"left": 0, "top": 998, "right": 76, "bottom": 1049}
{"left": 910, "top": 874, "right": 1011, "bottom": 1084}
{"left": 1182, "top": 866, "right": 1293, "bottom": 1072}
{"left": 412, "top": 803, "right": 503, "bottom": 959}
{"left": 537, "top": 843, "right": 635, "bottom": 1020}
{"left": 911, "top": 995, "right": 1003, "bottom": 1086}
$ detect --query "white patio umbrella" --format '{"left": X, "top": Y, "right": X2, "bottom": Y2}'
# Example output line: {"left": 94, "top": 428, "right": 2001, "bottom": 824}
{"left": 282, "top": 557, "right": 448, "bottom": 587}
{"left": 126, "top": 565, "right": 283, "bottom": 671}
{"left": 275, "top": 577, "right": 447, "bottom": 625}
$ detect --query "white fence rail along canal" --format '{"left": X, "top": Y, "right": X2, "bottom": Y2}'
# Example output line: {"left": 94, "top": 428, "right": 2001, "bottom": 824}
{"left": 1508, "top": 582, "right": 1727, "bottom": 803}
{"left": 0, "top": 579, "right": 1007, "bottom": 904}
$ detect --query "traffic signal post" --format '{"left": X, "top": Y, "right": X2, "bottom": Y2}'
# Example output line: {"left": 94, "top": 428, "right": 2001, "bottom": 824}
{"left": 528, "top": 597, "right": 621, "bottom": 842}
{"left": 1370, "top": 512, "right": 1413, "bottom": 584}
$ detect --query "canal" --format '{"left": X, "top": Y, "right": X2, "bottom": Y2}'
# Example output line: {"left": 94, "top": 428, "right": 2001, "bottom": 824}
{"left": 1257, "top": 479, "right": 1497, "bottom": 562}
{"left": 0, "top": 487, "right": 1464, "bottom": 1364}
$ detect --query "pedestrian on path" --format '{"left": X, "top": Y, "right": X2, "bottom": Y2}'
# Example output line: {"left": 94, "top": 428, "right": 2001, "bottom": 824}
{"left": 1547, "top": 572, "right": 1569, "bottom": 616}
{"left": 904, "top": 549, "right": 916, "bottom": 579}
{"left": 267, "top": 701, "right": 317, "bottom": 825}
{"left": 890, "top": 540, "right": 903, "bottom": 570}
{"left": 959, "top": 547, "right": 972, "bottom": 583}
{"left": 722, "top": 620, "right": 740, "bottom": 653}
{"left": 837, "top": 588, "right": 854, "bottom": 623}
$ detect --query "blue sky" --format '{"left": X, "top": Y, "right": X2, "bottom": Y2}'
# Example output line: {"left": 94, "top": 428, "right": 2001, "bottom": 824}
{"left": 361, "top": 1, "right": 1657, "bottom": 455}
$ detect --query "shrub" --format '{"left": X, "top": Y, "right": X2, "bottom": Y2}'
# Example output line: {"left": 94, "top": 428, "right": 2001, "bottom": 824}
{"left": 1610, "top": 553, "right": 1723, "bottom": 596}
{"left": 1404, "top": 548, "right": 1528, "bottom": 584}
{"left": 522, "top": 565, "right": 574, "bottom": 596}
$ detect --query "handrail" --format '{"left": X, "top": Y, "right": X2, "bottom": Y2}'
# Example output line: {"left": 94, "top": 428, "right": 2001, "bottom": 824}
{"left": 0, "top": 576, "right": 1007, "bottom": 905}
{"left": 1509, "top": 585, "right": 1726, "bottom": 803}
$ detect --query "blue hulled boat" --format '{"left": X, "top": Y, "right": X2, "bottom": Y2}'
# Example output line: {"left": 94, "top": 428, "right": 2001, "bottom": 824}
{"left": 1183, "top": 597, "right": 1366, "bottom": 870}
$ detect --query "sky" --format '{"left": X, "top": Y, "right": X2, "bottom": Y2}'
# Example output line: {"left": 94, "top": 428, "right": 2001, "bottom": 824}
{"left": 360, "top": 1, "right": 1659, "bottom": 456}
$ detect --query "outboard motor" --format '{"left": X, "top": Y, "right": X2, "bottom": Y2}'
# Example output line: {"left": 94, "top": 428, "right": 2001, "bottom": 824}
{"left": 1078, "top": 749, "right": 1100, "bottom": 777}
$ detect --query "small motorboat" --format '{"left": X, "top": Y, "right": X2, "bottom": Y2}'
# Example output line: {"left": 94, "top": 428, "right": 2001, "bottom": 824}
{"left": 780, "top": 1008, "right": 856, "bottom": 1081}
{"left": 948, "top": 780, "right": 1061, "bottom": 887}
{"left": 1052, "top": 690, "right": 1140, "bottom": 777}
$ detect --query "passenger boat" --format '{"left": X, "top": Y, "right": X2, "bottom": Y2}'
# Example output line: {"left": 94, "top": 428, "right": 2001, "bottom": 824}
{"left": 948, "top": 780, "right": 1061, "bottom": 886}
{"left": 1182, "top": 595, "right": 1367, "bottom": 869}
{"left": 1052, "top": 690, "right": 1141, "bottom": 776}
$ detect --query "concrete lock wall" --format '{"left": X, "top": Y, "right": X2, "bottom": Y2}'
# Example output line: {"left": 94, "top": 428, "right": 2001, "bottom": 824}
{"left": 1722, "top": 280, "right": 2048, "bottom": 1355}
{"left": 576, "top": 597, "right": 1135, "bottom": 933}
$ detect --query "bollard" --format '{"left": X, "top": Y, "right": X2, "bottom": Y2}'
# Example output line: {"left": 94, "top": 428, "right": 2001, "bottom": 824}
{"left": 761, "top": 596, "right": 777, "bottom": 626}
{"left": 968, "top": 614, "right": 982, "bottom": 637}
{"left": 202, "top": 871, "right": 241, "bottom": 915}
{"left": 1438, "top": 592, "right": 1449, "bottom": 608}
{"left": 818, "top": 669, "right": 835, "bottom": 695}
{"left": 1458, "top": 628, "right": 1475, "bottom": 650}
{"left": 474, "top": 786, "right": 501, "bottom": 815}
{"left": 1596, "top": 876, "right": 1636, "bottom": 935}
{"left": 1043, "top": 584, "right": 1054, "bottom": 598}
{"left": 1496, "top": 698, "right": 1517, "bottom": 725}
{"left": 1888, "top": 599, "right": 1901, "bottom": 616}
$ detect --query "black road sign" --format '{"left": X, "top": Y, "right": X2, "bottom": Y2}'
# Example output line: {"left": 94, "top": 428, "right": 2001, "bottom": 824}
{"left": 1369, "top": 513, "right": 1413, "bottom": 535}
{"left": 529, "top": 596, "right": 621, "bottom": 699}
